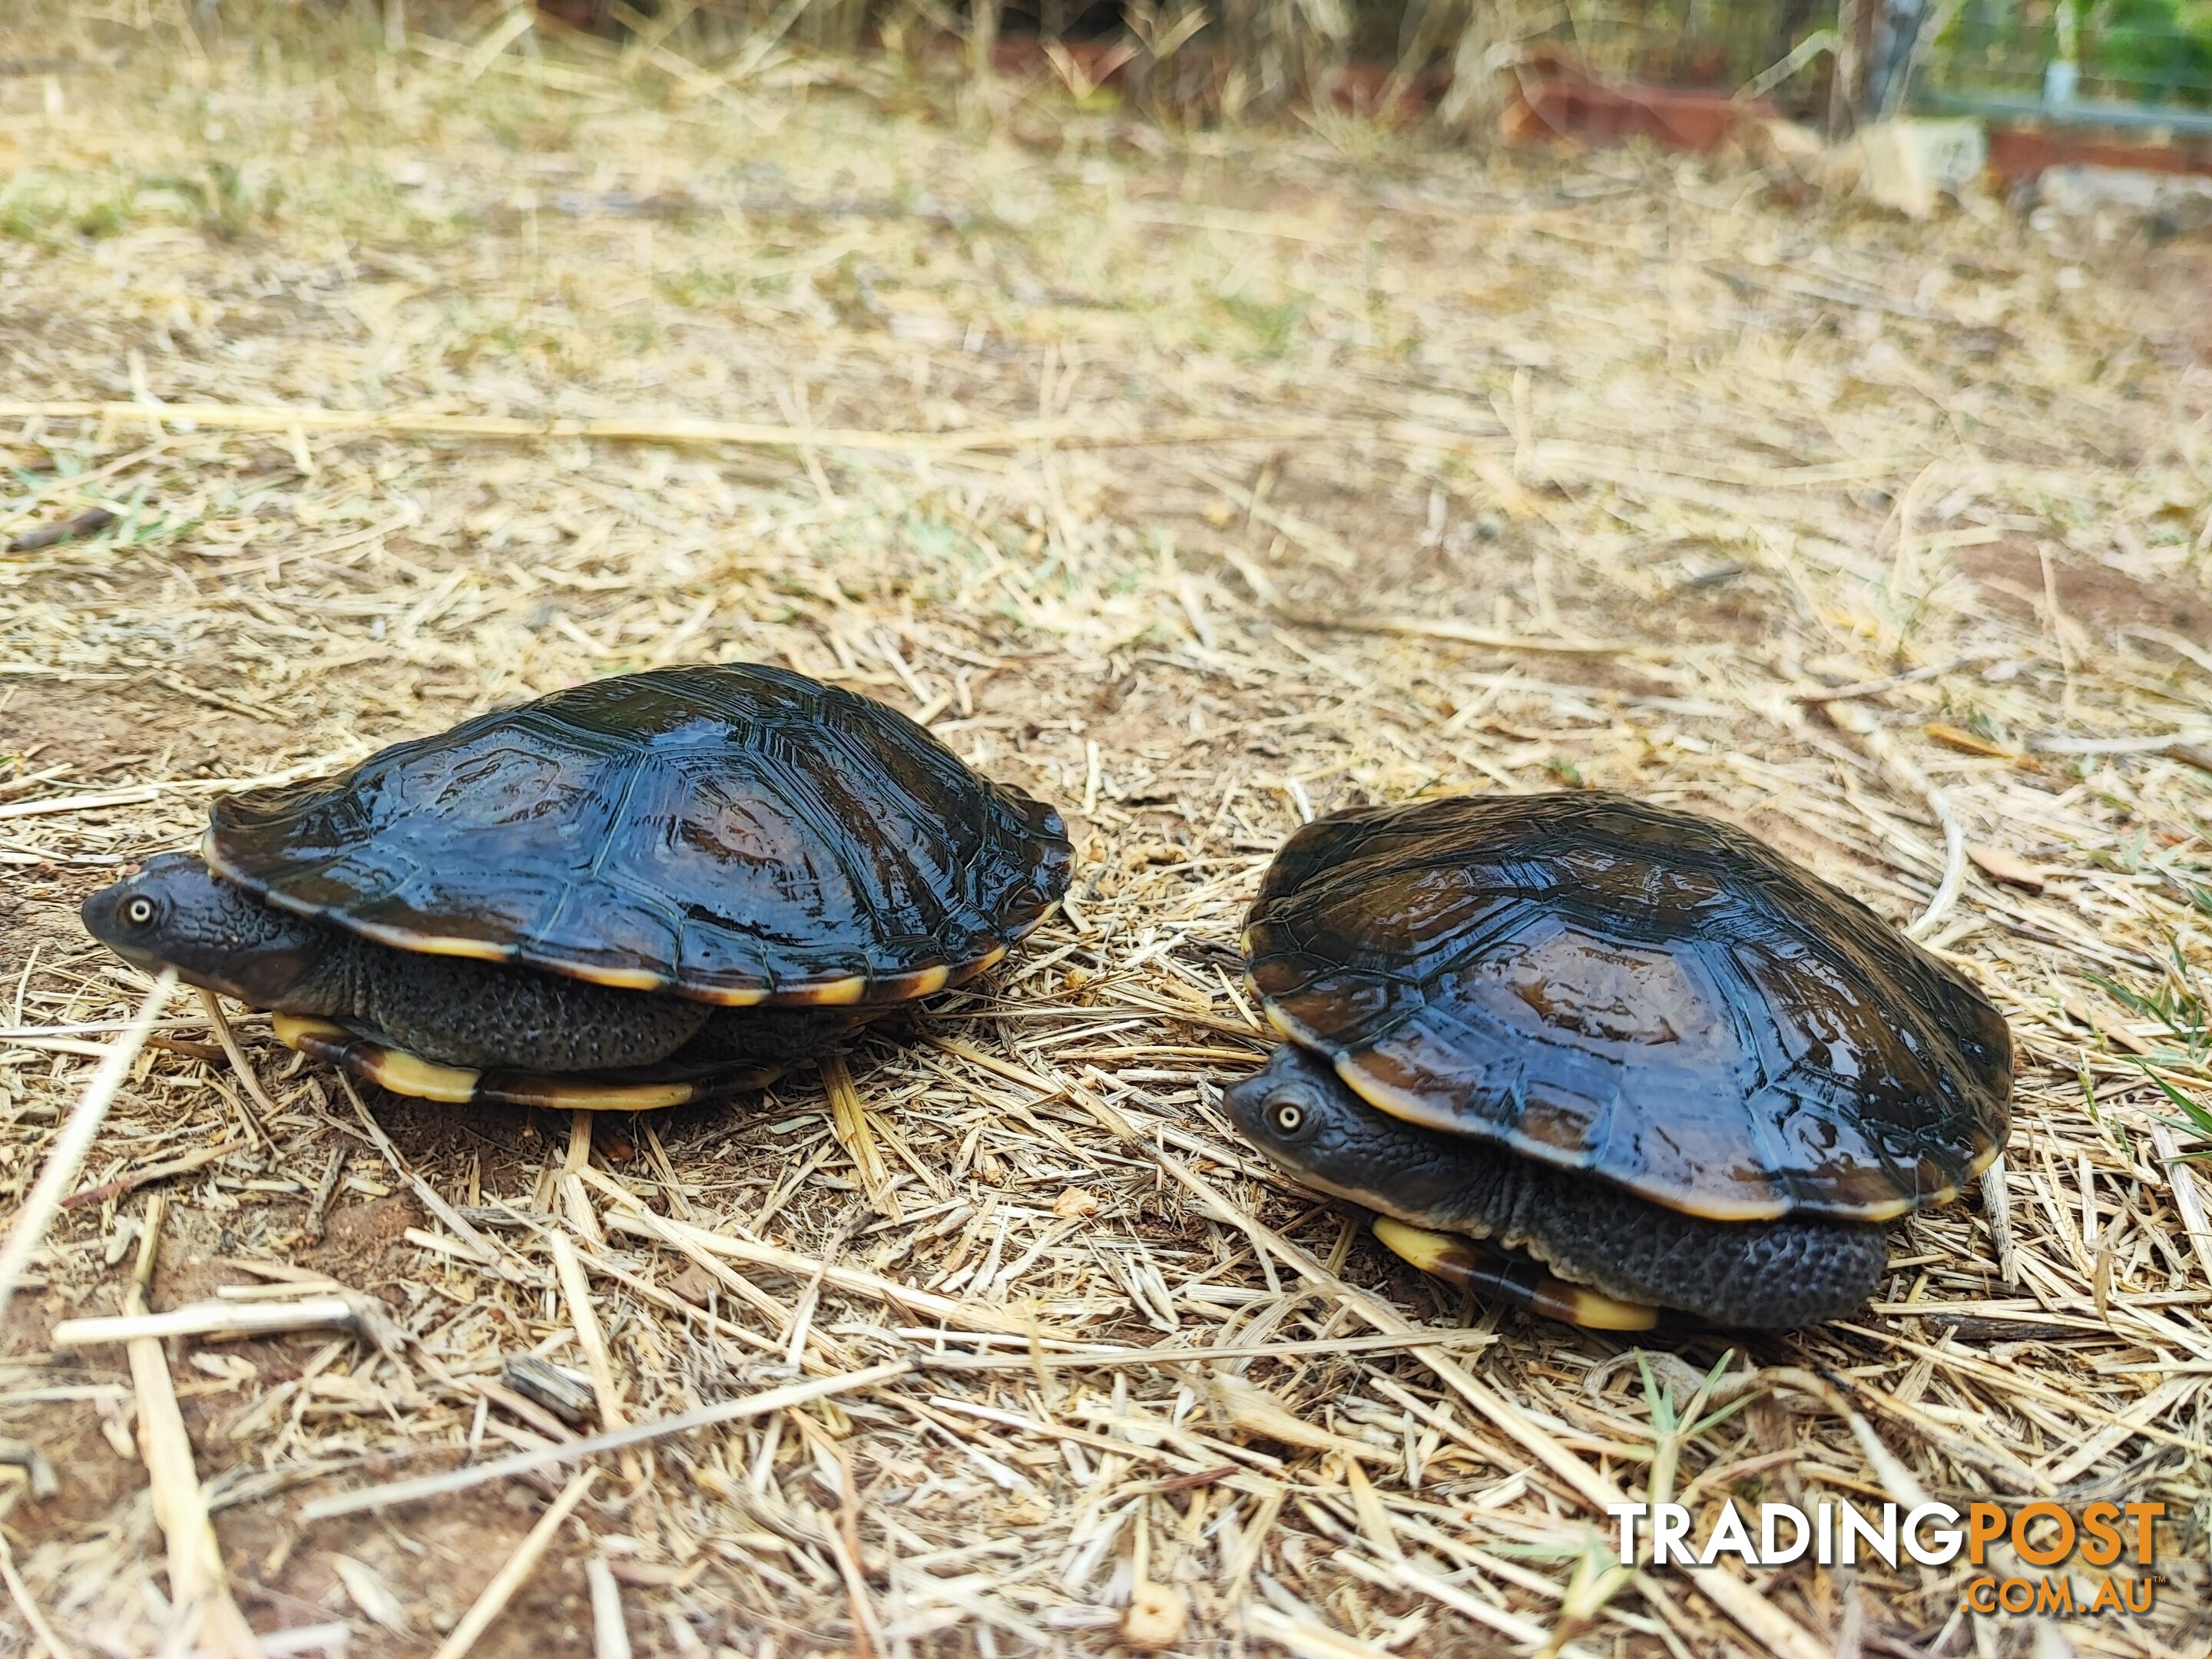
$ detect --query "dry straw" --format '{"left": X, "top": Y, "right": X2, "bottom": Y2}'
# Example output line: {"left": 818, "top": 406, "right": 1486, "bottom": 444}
{"left": 1, "top": 6, "right": 2208, "bottom": 1658}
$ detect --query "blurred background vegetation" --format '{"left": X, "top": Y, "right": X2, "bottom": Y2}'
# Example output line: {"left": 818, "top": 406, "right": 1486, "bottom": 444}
{"left": 25, "top": 0, "right": 2212, "bottom": 135}
{"left": 1945, "top": 0, "right": 2212, "bottom": 105}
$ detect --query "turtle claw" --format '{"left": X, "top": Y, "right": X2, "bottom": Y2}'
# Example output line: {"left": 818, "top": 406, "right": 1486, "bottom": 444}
{"left": 1370, "top": 1217, "right": 1658, "bottom": 1331}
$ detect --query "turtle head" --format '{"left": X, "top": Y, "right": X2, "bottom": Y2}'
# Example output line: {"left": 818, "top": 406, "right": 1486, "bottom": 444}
{"left": 1225, "top": 1042, "right": 1474, "bottom": 1222}
{"left": 81, "top": 853, "right": 327, "bottom": 1008}
{"left": 1225, "top": 1043, "right": 1344, "bottom": 1157}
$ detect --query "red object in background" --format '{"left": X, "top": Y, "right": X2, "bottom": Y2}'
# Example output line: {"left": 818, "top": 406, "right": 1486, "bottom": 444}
{"left": 1504, "top": 65, "right": 1778, "bottom": 151}
{"left": 1985, "top": 126, "right": 2212, "bottom": 181}
{"left": 537, "top": 0, "right": 613, "bottom": 28}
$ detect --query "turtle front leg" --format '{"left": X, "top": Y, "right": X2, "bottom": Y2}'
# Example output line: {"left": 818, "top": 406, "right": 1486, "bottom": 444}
{"left": 1380, "top": 1175, "right": 1890, "bottom": 1330}
{"left": 1371, "top": 1218, "right": 1657, "bottom": 1330}
{"left": 1492, "top": 1173, "right": 1892, "bottom": 1330}
{"left": 336, "top": 938, "right": 712, "bottom": 1071}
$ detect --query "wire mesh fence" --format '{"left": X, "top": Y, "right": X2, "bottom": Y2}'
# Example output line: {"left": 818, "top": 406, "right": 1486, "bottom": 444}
{"left": 1916, "top": 5, "right": 2212, "bottom": 139}
{"left": 1929, "top": 1, "right": 2212, "bottom": 108}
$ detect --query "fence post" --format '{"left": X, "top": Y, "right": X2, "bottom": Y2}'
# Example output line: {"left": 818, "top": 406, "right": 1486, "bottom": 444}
{"left": 971, "top": 0, "right": 1000, "bottom": 82}
{"left": 2045, "top": 0, "right": 2080, "bottom": 104}
{"left": 1828, "top": 0, "right": 1875, "bottom": 136}
{"left": 1870, "top": 0, "right": 1929, "bottom": 118}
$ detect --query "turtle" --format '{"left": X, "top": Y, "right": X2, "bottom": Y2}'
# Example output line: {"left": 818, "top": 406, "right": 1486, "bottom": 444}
{"left": 82, "top": 664, "right": 1070, "bottom": 1111}
{"left": 1224, "top": 792, "right": 2012, "bottom": 1330}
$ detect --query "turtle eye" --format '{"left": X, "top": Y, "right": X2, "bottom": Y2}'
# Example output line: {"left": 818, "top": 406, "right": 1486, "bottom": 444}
{"left": 123, "top": 896, "right": 158, "bottom": 929}
{"left": 1270, "top": 1100, "right": 1306, "bottom": 1135}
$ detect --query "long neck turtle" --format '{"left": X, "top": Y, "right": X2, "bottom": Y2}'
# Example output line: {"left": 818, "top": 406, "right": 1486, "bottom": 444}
{"left": 83, "top": 664, "right": 1069, "bottom": 1111}
{"left": 1224, "top": 792, "right": 2012, "bottom": 1329}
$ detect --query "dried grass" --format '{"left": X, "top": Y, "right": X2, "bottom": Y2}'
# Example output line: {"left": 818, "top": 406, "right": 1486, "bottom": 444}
{"left": 2, "top": 11, "right": 2210, "bottom": 1659}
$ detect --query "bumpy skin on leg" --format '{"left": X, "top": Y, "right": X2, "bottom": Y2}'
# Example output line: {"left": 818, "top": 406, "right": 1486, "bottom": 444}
{"left": 337, "top": 957, "right": 887, "bottom": 1075}
{"left": 1225, "top": 1045, "right": 1890, "bottom": 1327}
{"left": 1464, "top": 1163, "right": 1890, "bottom": 1327}
{"left": 323, "top": 940, "right": 712, "bottom": 1071}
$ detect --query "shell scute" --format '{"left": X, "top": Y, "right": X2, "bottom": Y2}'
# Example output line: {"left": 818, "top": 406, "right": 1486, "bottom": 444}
{"left": 1264, "top": 964, "right": 1410, "bottom": 1053}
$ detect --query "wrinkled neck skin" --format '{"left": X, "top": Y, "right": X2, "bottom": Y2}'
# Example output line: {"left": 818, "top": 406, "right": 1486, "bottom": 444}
{"left": 1225, "top": 1044, "right": 1512, "bottom": 1229}
{"left": 79, "top": 852, "right": 359, "bottom": 1015}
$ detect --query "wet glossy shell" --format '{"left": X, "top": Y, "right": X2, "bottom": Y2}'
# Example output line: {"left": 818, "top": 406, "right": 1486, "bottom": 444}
{"left": 1243, "top": 793, "right": 2012, "bottom": 1222}
{"left": 210, "top": 665, "right": 1070, "bottom": 1006}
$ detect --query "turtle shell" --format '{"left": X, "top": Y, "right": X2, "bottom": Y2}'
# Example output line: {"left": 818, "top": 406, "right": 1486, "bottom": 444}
{"left": 1243, "top": 793, "right": 2012, "bottom": 1222}
{"left": 207, "top": 664, "right": 1070, "bottom": 1006}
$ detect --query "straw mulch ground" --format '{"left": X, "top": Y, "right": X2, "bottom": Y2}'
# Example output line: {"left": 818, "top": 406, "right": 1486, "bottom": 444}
{"left": 2, "top": 14, "right": 2210, "bottom": 1659}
